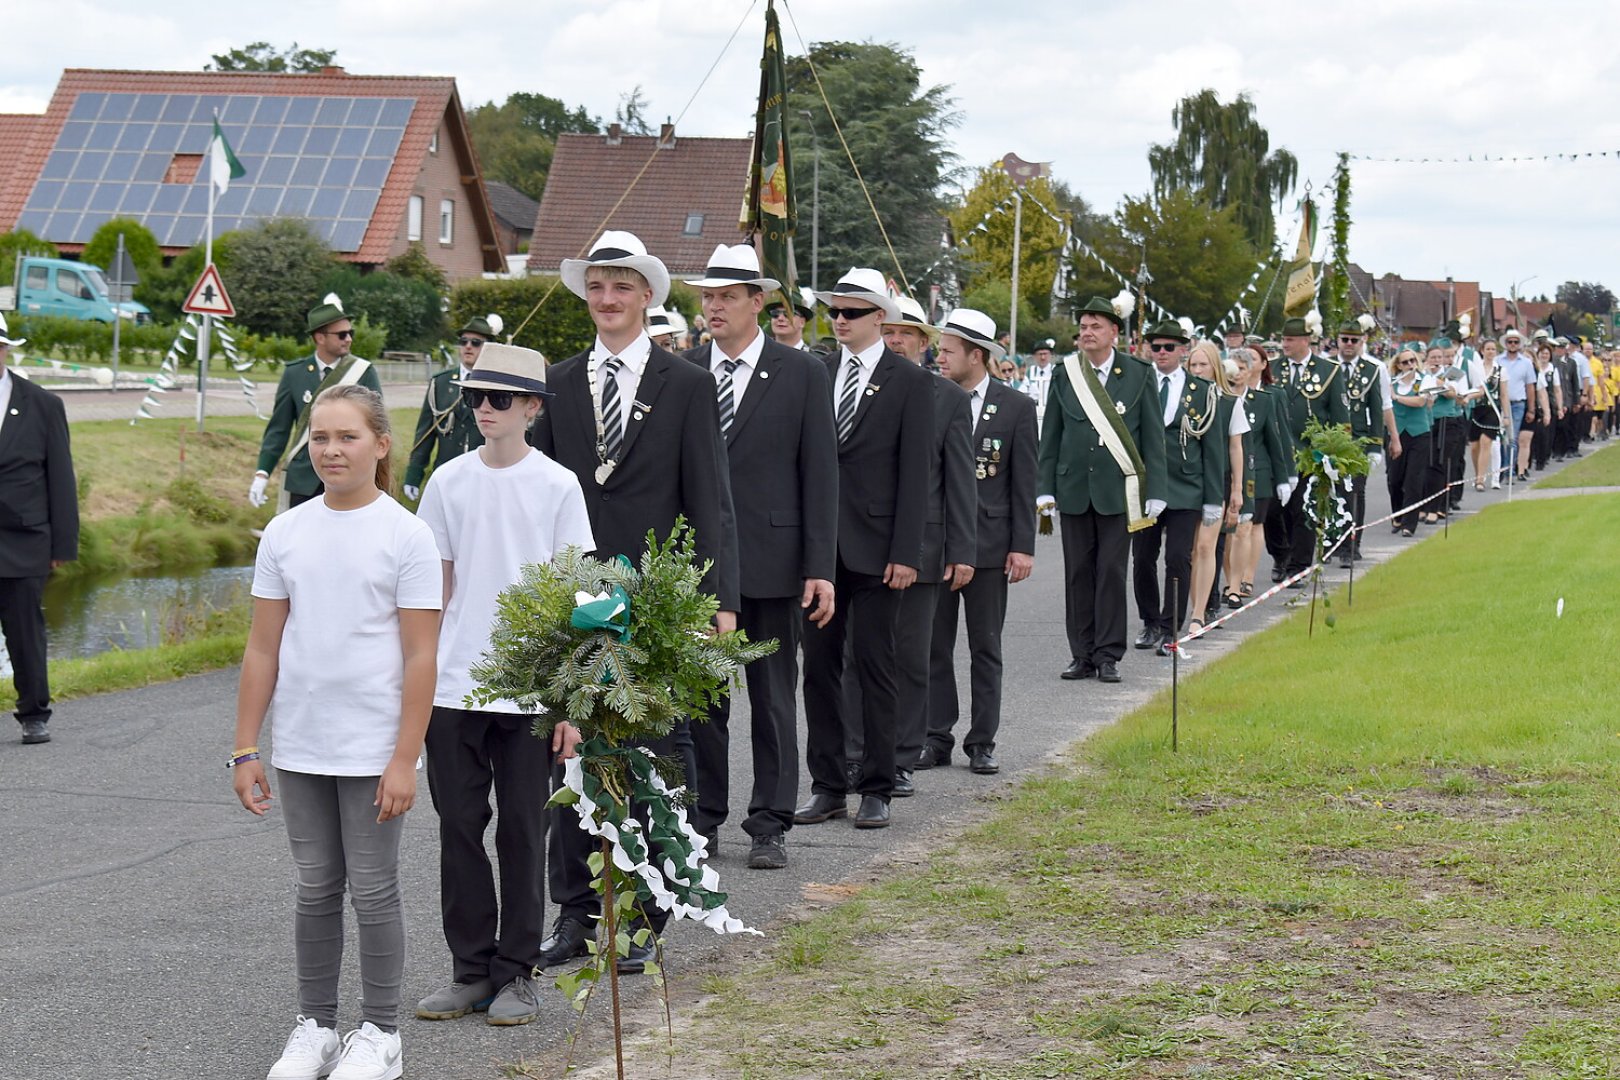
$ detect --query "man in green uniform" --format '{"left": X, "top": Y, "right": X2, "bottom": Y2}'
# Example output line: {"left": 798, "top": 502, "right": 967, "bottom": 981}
{"left": 403, "top": 314, "right": 500, "bottom": 501}
{"left": 249, "top": 295, "right": 384, "bottom": 509}
{"left": 1263, "top": 316, "right": 1351, "bottom": 582}
{"left": 1335, "top": 319, "right": 1385, "bottom": 567}
{"left": 1036, "top": 296, "right": 1167, "bottom": 684}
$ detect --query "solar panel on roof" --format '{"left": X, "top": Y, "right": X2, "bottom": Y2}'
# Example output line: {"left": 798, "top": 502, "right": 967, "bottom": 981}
{"left": 20, "top": 91, "right": 418, "bottom": 254}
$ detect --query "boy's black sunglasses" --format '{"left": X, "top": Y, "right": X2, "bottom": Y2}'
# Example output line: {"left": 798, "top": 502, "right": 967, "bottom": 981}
{"left": 462, "top": 388, "right": 527, "bottom": 411}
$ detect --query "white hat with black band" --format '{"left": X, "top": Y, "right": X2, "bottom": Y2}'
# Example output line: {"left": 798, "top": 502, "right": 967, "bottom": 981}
{"left": 814, "top": 267, "right": 900, "bottom": 321}
{"left": 936, "top": 307, "right": 1005, "bottom": 360}
{"left": 881, "top": 295, "right": 940, "bottom": 341}
{"left": 560, "top": 230, "right": 671, "bottom": 308}
{"left": 684, "top": 244, "right": 781, "bottom": 292}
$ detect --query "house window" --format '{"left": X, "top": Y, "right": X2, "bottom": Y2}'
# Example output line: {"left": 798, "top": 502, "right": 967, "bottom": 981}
{"left": 407, "top": 195, "right": 423, "bottom": 242}
{"left": 439, "top": 198, "right": 454, "bottom": 244}
{"left": 682, "top": 212, "right": 704, "bottom": 236}
{"left": 429, "top": 130, "right": 439, "bottom": 155}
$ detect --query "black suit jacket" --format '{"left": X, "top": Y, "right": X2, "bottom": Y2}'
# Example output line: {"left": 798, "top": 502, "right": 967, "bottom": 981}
{"left": 684, "top": 338, "right": 838, "bottom": 599}
{"left": 531, "top": 343, "right": 740, "bottom": 610}
{"left": 968, "top": 379, "right": 1038, "bottom": 568}
{"left": 823, "top": 346, "right": 933, "bottom": 576}
{"left": 917, "top": 373, "right": 977, "bottom": 580}
{"left": 0, "top": 374, "right": 79, "bottom": 578}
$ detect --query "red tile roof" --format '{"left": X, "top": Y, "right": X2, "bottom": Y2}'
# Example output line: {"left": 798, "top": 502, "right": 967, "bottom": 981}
{"left": 528, "top": 131, "right": 753, "bottom": 274}
{"left": 0, "top": 68, "right": 499, "bottom": 271}
{"left": 0, "top": 114, "right": 44, "bottom": 224}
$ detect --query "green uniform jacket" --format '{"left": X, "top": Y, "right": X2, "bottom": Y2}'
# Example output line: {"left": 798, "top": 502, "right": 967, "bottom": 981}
{"left": 404, "top": 369, "right": 484, "bottom": 488}
{"left": 255, "top": 354, "right": 384, "bottom": 496}
{"left": 1242, "top": 386, "right": 1296, "bottom": 500}
{"left": 1270, "top": 353, "right": 1352, "bottom": 437}
{"left": 1037, "top": 349, "right": 1167, "bottom": 516}
{"left": 1340, "top": 356, "right": 1386, "bottom": 441}
{"left": 1157, "top": 374, "right": 1227, "bottom": 511}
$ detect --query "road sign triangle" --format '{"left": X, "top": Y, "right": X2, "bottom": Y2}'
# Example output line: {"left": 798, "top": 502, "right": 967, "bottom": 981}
{"left": 182, "top": 263, "right": 236, "bottom": 317}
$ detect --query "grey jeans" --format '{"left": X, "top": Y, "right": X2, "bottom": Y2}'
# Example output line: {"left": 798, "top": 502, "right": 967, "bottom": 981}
{"left": 277, "top": 769, "right": 405, "bottom": 1029}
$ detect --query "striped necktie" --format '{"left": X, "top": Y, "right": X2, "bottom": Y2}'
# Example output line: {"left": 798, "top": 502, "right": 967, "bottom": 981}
{"left": 717, "top": 359, "right": 738, "bottom": 434}
{"left": 836, "top": 358, "right": 861, "bottom": 442}
{"left": 600, "top": 356, "right": 624, "bottom": 461}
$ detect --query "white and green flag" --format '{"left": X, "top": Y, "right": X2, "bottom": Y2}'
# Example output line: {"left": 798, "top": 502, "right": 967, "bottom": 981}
{"left": 210, "top": 118, "right": 246, "bottom": 195}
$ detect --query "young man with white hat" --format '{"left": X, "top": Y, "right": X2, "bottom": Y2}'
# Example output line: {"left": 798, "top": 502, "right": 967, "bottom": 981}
{"left": 646, "top": 306, "right": 688, "bottom": 351}
{"left": 404, "top": 313, "right": 503, "bottom": 502}
{"left": 795, "top": 268, "right": 933, "bottom": 830}
{"left": 681, "top": 244, "right": 838, "bottom": 870}
{"left": 0, "top": 314, "right": 79, "bottom": 746}
{"left": 924, "top": 309, "right": 1037, "bottom": 775}
{"left": 874, "top": 296, "right": 975, "bottom": 795}
{"left": 530, "top": 230, "right": 739, "bottom": 974}
{"left": 414, "top": 343, "right": 594, "bottom": 1027}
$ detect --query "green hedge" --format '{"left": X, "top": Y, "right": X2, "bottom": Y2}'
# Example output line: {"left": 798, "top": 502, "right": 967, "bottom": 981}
{"left": 11, "top": 313, "right": 386, "bottom": 368}
{"left": 448, "top": 275, "right": 596, "bottom": 362}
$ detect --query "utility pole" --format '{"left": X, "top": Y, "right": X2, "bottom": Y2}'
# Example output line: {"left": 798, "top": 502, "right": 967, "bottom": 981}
{"left": 799, "top": 109, "right": 820, "bottom": 296}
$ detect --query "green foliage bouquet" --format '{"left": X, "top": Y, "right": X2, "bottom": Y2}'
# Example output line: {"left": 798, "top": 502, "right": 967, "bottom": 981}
{"left": 1293, "top": 419, "right": 1378, "bottom": 630}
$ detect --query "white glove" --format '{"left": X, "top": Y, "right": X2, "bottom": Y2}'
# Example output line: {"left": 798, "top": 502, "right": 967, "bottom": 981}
{"left": 1275, "top": 481, "right": 1292, "bottom": 504}
{"left": 1201, "top": 504, "right": 1221, "bottom": 527}
{"left": 1036, "top": 495, "right": 1057, "bottom": 517}
{"left": 1368, "top": 452, "right": 1384, "bottom": 470}
{"left": 1145, "top": 499, "right": 1167, "bottom": 520}
{"left": 248, "top": 473, "right": 269, "bottom": 507}
{"left": 403, "top": 484, "right": 421, "bottom": 501}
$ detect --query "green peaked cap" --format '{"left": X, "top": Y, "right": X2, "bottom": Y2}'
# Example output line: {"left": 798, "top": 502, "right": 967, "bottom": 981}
{"left": 1076, "top": 295, "right": 1124, "bottom": 329}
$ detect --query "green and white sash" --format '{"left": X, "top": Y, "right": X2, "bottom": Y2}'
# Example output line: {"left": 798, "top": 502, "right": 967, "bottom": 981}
{"left": 1063, "top": 353, "right": 1153, "bottom": 532}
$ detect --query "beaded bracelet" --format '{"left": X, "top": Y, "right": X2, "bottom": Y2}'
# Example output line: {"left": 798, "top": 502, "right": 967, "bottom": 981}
{"left": 226, "top": 751, "right": 261, "bottom": 769}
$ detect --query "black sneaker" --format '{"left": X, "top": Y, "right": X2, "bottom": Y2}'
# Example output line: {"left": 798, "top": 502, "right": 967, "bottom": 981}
{"left": 747, "top": 833, "right": 787, "bottom": 870}
{"left": 20, "top": 720, "right": 49, "bottom": 744}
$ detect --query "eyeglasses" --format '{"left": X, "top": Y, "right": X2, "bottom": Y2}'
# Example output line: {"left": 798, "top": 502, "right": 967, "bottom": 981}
{"left": 458, "top": 337, "right": 486, "bottom": 348}
{"left": 828, "top": 306, "right": 879, "bottom": 321}
{"left": 462, "top": 388, "right": 526, "bottom": 411}
{"left": 322, "top": 329, "right": 354, "bottom": 339}
{"left": 1148, "top": 342, "right": 1180, "bottom": 353}
{"left": 1338, "top": 335, "right": 1362, "bottom": 342}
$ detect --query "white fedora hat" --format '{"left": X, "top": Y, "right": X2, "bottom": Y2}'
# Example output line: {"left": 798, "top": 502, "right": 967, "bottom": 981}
{"left": 684, "top": 244, "right": 781, "bottom": 292}
{"left": 0, "top": 311, "right": 27, "bottom": 348}
{"left": 936, "top": 307, "right": 1005, "bottom": 360}
{"left": 560, "top": 230, "right": 670, "bottom": 308}
{"left": 881, "top": 295, "right": 940, "bottom": 341}
{"left": 815, "top": 267, "right": 899, "bottom": 321}
{"left": 457, "top": 342, "right": 552, "bottom": 397}
{"left": 646, "top": 306, "right": 688, "bottom": 336}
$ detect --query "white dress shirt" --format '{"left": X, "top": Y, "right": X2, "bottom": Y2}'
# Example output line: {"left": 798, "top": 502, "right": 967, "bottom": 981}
{"left": 0, "top": 367, "right": 13, "bottom": 437}
{"left": 1023, "top": 362, "right": 1053, "bottom": 408}
{"left": 589, "top": 330, "right": 652, "bottom": 433}
{"left": 965, "top": 373, "right": 991, "bottom": 428}
{"left": 711, "top": 328, "right": 766, "bottom": 409}
{"left": 835, "top": 337, "right": 886, "bottom": 402}
{"left": 1156, "top": 367, "right": 1186, "bottom": 427}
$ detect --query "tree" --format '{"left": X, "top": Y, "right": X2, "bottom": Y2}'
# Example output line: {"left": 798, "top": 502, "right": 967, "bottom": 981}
{"left": 1064, "top": 190, "right": 1261, "bottom": 332}
{"left": 220, "top": 219, "right": 337, "bottom": 337}
{"left": 1148, "top": 90, "right": 1298, "bottom": 252}
{"left": 0, "top": 230, "right": 58, "bottom": 286}
{"left": 945, "top": 165, "right": 1069, "bottom": 320}
{"left": 321, "top": 266, "right": 443, "bottom": 352}
{"left": 785, "top": 42, "right": 958, "bottom": 294}
{"left": 81, "top": 219, "right": 162, "bottom": 283}
{"left": 1555, "top": 281, "right": 1614, "bottom": 316}
{"left": 614, "top": 86, "right": 654, "bottom": 135}
{"left": 206, "top": 42, "right": 337, "bottom": 73}
{"left": 466, "top": 93, "right": 600, "bottom": 202}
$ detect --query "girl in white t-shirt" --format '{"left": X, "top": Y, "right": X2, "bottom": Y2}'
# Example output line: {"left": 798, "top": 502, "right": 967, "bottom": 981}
{"left": 232, "top": 384, "right": 442, "bottom": 1080}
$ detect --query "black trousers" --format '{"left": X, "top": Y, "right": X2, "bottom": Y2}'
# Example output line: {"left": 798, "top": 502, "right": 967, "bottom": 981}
{"left": 1264, "top": 479, "right": 1316, "bottom": 573}
{"left": 0, "top": 575, "right": 50, "bottom": 725}
{"left": 1130, "top": 508, "right": 1197, "bottom": 635}
{"left": 692, "top": 594, "right": 802, "bottom": 838}
{"left": 548, "top": 720, "right": 693, "bottom": 924}
{"left": 1059, "top": 509, "right": 1130, "bottom": 666}
{"left": 423, "top": 707, "right": 549, "bottom": 989}
{"left": 1390, "top": 431, "right": 1433, "bottom": 531}
{"left": 890, "top": 579, "right": 942, "bottom": 774}
{"left": 927, "top": 568, "right": 1010, "bottom": 755}
{"left": 802, "top": 557, "right": 903, "bottom": 800}
{"left": 1347, "top": 474, "right": 1368, "bottom": 553}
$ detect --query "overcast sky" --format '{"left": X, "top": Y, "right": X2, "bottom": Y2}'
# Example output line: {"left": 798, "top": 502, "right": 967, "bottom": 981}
{"left": 5, "top": 0, "right": 1618, "bottom": 305}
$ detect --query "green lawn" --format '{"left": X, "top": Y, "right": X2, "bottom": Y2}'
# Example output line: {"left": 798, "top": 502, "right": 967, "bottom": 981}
{"left": 1537, "top": 440, "right": 1620, "bottom": 488}
{"left": 593, "top": 494, "right": 1620, "bottom": 1078}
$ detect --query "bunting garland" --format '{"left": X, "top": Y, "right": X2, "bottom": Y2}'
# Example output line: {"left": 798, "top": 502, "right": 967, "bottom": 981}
{"left": 131, "top": 315, "right": 263, "bottom": 424}
{"left": 1348, "top": 149, "right": 1620, "bottom": 164}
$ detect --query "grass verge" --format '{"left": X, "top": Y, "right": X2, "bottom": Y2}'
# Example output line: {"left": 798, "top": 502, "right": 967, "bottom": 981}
{"left": 1535, "top": 440, "right": 1620, "bottom": 488}
{"left": 588, "top": 493, "right": 1620, "bottom": 1079}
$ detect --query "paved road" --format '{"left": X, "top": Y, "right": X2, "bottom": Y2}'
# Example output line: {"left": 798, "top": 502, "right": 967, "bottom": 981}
{"left": 0, "top": 447, "right": 1588, "bottom": 1079}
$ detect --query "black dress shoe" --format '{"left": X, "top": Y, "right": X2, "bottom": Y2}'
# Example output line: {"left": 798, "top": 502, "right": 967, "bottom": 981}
{"left": 793, "top": 793, "right": 848, "bottom": 824}
{"left": 538, "top": 914, "right": 593, "bottom": 968}
{"left": 700, "top": 827, "right": 719, "bottom": 856}
{"left": 968, "top": 750, "right": 999, "bottom": 775}
{"left": 1097, "top": 661, "right": 1121, "bottom": 683}
{"left": 20, "top": 720, "right": 50, "bottom": 744}
{"left": 1337, "top": 555, "right": 1353, "bottom": 569}
{"left": 1133, "top": 626, "right": 1160, "bottom": 649}
{"left": 746, "top": 833, "right": 787, "bottom": 870}
{"left": 913, "top": 744, "right": 947, "bottom": 770}
{"left": 1270, "top": 566, "right": 1285, "bottom": 583}
{"left": 616, "top": 934, "right": 658, "bottom": 975}
{"left": 853, "top": 795, "right": 890, "bottom": 829}
{"left": 1061, "top": 659, "right": 1097, "bottom": 680}
{"left": 892, "top": 768, "right": 915, "bottom": 798}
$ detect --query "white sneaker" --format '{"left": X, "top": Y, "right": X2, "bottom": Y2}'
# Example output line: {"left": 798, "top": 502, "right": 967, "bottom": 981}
{"left": 329, "top": 1022, "right": 403, "bottom": 1080}
{"left": 1490, "top": 479, "right": 1501, "bottom": 489}
{"left": 267, "top": 1016, "right": 342, "bottom": 1080}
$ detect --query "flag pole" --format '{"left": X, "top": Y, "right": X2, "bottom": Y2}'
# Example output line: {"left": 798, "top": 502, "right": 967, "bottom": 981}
{"left": 1009, "top": 187, "right": 1022, "bottom": 361}
{"left": 196, "top": 114, "right": 218, "bottom": 433}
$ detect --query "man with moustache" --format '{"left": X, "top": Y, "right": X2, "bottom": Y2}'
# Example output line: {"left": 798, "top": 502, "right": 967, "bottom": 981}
{"left": 681, "top": 245, "right": 838, "bottom": 870}
{"left": 923, "top": 308, "right": 1036, "bottom": 774}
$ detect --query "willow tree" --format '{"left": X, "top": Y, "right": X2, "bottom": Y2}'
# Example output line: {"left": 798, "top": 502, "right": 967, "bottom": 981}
{"left": 1148, "top": 90, "right": 1298, "bottom": 252}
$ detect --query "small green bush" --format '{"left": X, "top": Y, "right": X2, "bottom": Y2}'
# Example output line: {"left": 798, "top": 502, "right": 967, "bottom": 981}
{"left": 0, "top": 229, "right": 58, "bottom": 286}
{"left": 449, "top": 275, "right": 596, "bottom": 361}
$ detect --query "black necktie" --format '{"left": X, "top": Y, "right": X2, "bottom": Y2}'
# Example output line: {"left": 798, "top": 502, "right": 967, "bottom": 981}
{"left": 1159, "top": 374, "right": 1170, "bottom": 413}
{"left": 601, "top": 357, "right": 624, "bottom": 461}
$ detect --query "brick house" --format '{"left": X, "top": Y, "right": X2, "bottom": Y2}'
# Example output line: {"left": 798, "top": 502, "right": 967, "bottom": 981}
{"left": 0, "top": 67, "right": 503, "bottom": 280}
{"left": 485, "top": 180, "right": 539, "bottom": 256}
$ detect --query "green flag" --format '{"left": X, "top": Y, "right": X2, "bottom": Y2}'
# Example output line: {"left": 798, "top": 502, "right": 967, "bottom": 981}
{"left": 210, "top": 117, "right": 246, "bottom": 195}
{"left": 1282, "top": 195, "right": 1318, "bottom": 319}
{"left": 742, "top": 0, "right": 797, "bottom": 299}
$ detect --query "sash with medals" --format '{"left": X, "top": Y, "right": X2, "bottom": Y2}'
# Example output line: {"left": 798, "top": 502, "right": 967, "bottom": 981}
{"left": 274, "top": 355, "right": 374, "bottom": 513}
{"left": 1062, "top": 353, "right": 1152, "bottom": 532}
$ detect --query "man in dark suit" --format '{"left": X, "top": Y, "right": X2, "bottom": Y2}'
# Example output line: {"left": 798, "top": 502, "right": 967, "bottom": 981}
{"left": 1132, "top": 319, "right": 1224, "bottom": 652}
{"left": 875, "top": 297, "right": 975, "bottom": 796}
{"left": 1263, "top": 317, "right": 1351, "bottom": 582}
{"left": 0, "top": 317, "right": 79, "bottom": 744}
{"left": 248, "top": 295, "right": 383, "bottom": 509}
{"left": 1036, "top": 296, "right": 1167, "bottom": 683}
{"left": 681, "top": 245, "right": 838, "bottom": 871}
{"left": 924, "top": 309, "right": 1036, "bottom": 774}
{"left": 795, "top": 268, "right": 933, "bottom": 831}
{"left": 529, "top": 231, "right": 739, "bottom": 974}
